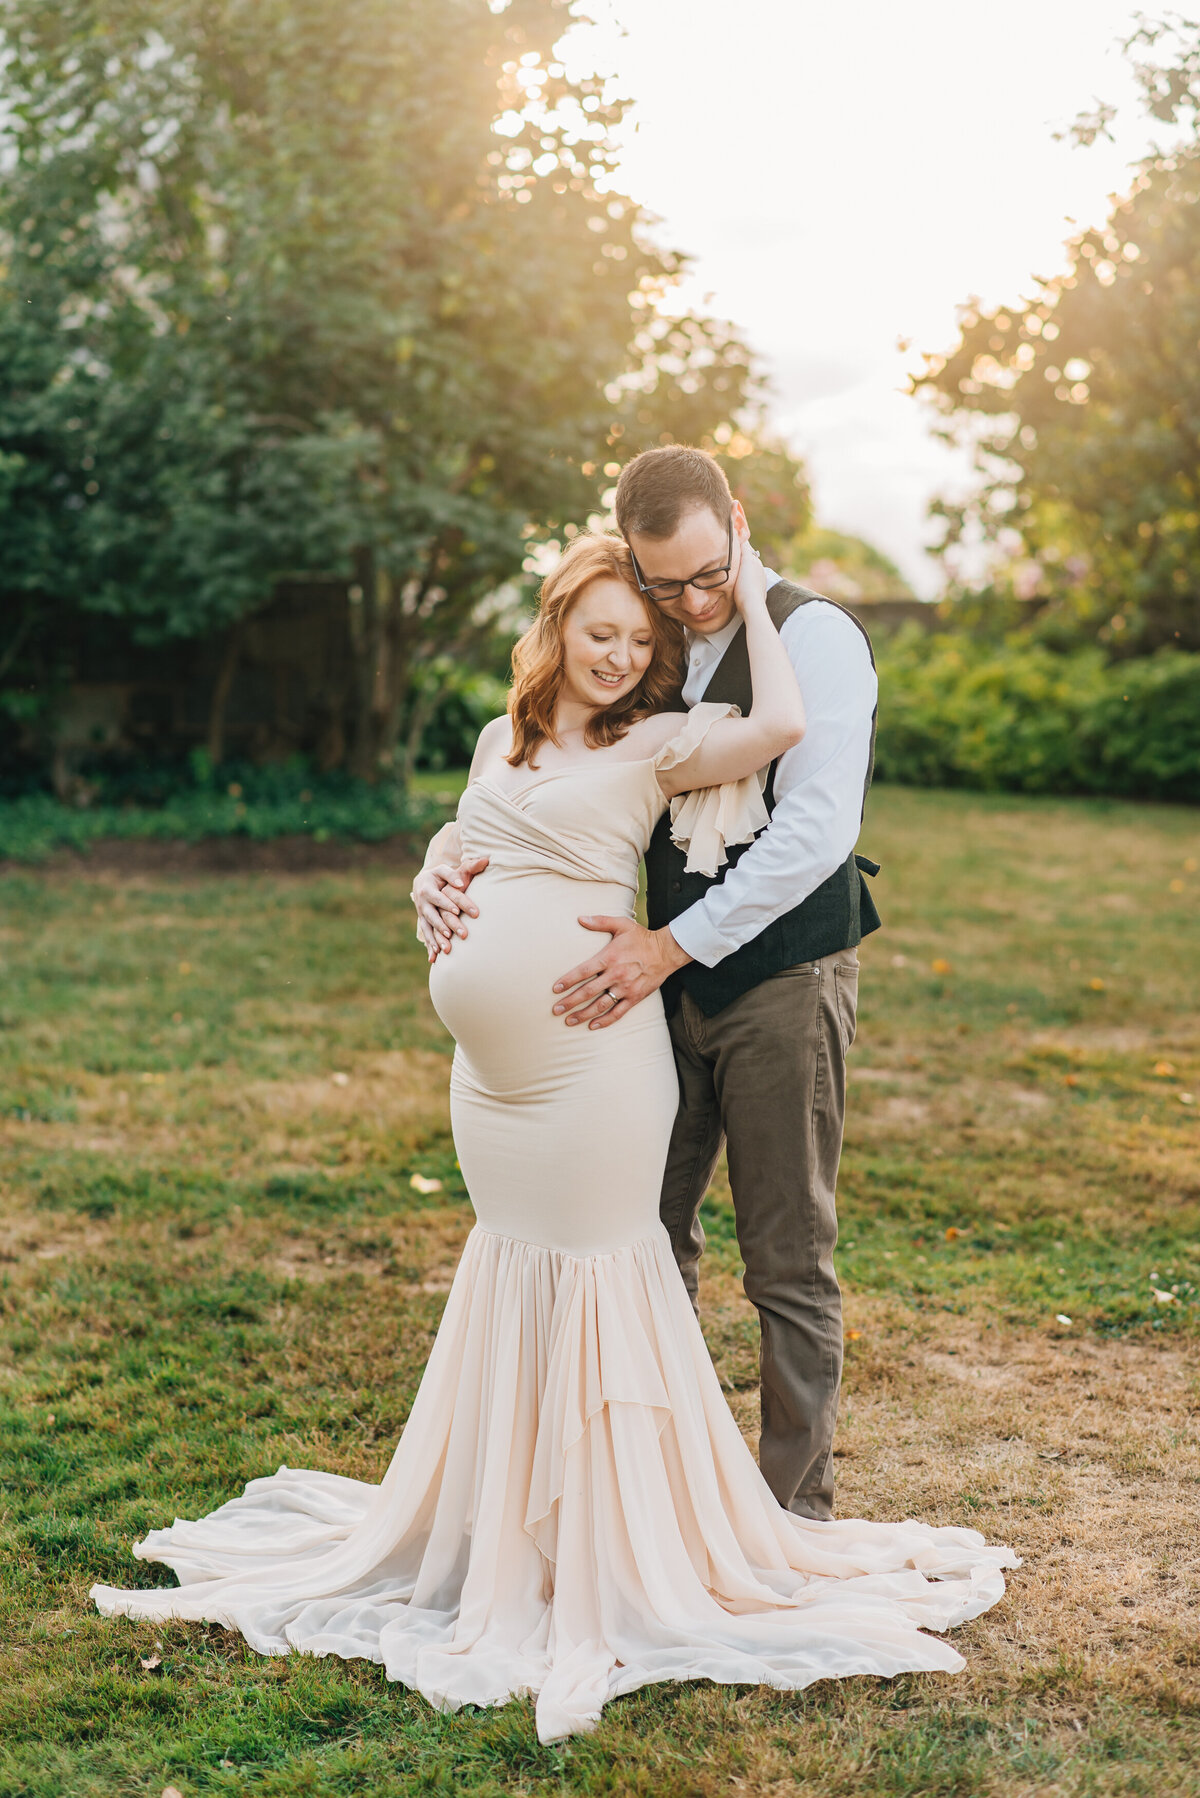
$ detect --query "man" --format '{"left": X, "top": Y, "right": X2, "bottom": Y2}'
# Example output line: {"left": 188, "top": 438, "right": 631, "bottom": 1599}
{"left": 415, "top": 444, "right": 879, "bottom": 1521}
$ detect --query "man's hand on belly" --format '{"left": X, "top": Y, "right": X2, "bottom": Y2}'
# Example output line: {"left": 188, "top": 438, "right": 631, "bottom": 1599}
{"left": 552, "top": 918, "right": 693, "bottom": 1028}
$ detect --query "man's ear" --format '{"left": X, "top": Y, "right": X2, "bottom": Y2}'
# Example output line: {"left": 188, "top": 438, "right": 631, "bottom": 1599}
{"left": 731, "top": 499, "right": 749, "bottom": 538}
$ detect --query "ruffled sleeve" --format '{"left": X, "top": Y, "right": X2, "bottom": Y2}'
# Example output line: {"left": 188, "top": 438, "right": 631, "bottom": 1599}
{"left": 652, "top": 700, "right": 770, "bottom": 878}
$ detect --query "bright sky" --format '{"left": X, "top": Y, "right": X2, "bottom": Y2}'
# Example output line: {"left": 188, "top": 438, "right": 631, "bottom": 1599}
{"left": 559, "top": 0, "right": 1168, "bottom": 594}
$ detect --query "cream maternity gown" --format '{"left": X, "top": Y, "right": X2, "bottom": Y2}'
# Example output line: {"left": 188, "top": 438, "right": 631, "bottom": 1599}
{"left": 92, "top": 703, "right": 1017, "bottom": 1744}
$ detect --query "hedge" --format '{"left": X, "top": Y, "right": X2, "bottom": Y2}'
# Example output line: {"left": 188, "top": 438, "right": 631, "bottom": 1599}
{"left": 0, "top": 758, "right": 450, "bottom": 865}
{"left": 2, "top": 639, "right": 1196, "bottom": 864}
{"left": 873, "top": 635, "right": 1200, "bottom": 803}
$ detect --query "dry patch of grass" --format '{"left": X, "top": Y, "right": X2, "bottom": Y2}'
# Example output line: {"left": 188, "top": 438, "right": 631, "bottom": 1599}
{"left": 2, "top": 787, "right": 1199, "bottom": 1795}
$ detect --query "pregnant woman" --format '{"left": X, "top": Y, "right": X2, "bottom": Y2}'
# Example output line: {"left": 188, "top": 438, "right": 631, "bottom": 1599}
{"left": 93, "top": 530, "right": 1016, "bottom": 1743}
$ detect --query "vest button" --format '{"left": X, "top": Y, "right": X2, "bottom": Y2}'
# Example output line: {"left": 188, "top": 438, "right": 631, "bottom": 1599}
{"left": 671, "top": 879, "right": 682, "bottom": 893}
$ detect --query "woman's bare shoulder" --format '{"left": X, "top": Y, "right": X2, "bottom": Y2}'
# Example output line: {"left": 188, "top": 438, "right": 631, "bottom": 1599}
{"left": 624, "top": 711, "right": 687, "bottom": 757}
{"left": 468, "top": 712, "right": 514, "bottom": 779}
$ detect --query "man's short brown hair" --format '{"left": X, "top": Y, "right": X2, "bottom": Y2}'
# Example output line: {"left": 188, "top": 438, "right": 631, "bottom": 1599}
{"left": 614, "top": 445, "right": 732, "bottom": 540}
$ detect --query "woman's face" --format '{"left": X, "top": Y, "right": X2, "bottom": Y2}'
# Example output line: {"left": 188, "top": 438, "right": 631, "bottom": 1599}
{"left": 559, "top": 578, "right": 656, "bottom": 712}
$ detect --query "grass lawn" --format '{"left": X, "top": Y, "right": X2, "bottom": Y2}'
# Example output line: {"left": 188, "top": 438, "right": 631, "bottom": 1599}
{"left": 1, "top": 784, "right": 1198, "bottom": 1797}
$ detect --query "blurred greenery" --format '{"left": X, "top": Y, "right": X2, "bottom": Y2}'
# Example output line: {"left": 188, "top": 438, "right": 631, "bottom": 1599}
{"left": 874, "top": 633, "right": 1200, "bottom": 800}
{"left": 788, "top": 525, "right": 916, "bottom": 601}
{"left": 0, "top": 0, "right": 760, "bottom": 782}
{"left": 916, "top": 17, "right": 1200, "bottom": 654}
{"left": 0, "top": 757, "right": 450, "bottom": 865}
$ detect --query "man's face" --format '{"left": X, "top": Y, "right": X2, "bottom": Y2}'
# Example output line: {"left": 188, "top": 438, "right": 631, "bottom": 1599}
{"left": 625, "top": 503, "right": 744, "bottom": 636}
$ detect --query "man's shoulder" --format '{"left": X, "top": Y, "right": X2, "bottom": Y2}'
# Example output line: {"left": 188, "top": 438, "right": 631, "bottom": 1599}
{"left": 771, "top": 585, "right": 875, "bottom": 658}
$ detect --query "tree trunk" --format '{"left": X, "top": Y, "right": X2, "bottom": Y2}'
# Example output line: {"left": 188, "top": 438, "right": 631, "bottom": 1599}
{"left": 348, "top": 546, "right": 385, "bottom": 780}
{"left": 206, "top": 623, "right": 243, "bottom": 767}
{"left": 0, "top": 605, "right": 33, "bottom": 685}
{"left": 400, "top": 671, "right": 447, "bottom": 789}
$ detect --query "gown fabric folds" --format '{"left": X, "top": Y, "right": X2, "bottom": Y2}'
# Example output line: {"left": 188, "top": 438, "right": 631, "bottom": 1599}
{"left": 92, "top": 704, "right": 1018, "bottom": 1743}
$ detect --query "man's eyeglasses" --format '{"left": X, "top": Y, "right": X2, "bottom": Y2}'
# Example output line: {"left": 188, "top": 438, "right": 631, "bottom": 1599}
{"left": 630, "top": 515, "right": 733, "bottom": 604}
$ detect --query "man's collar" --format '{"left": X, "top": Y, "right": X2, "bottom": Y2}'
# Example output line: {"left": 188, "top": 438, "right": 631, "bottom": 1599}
{"left": 685, "top": 570, "right": 782, "bottom": 658}
{"left": 686, "top": 614, "right": 742, "bottom": 660}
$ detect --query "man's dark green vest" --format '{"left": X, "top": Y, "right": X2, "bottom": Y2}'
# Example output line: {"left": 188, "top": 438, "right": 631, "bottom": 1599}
{"left": 646, "top": 580, "right": 881, "bottom": 1017}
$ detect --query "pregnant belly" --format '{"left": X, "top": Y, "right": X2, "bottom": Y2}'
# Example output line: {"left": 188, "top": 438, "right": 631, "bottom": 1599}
{"left": 428, "top": 867, "right": 677, "bottom": 1253}
{"left": 428, "top": 869, "right": 637, "bottom": 1089}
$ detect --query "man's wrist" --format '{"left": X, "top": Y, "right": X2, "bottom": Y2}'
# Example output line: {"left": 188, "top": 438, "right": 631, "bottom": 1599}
{"left": 655, "top": 925, "right": 693, "bottom": 972}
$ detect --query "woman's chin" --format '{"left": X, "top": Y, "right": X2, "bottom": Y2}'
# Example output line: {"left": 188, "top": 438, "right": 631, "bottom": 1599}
{"left": 567, "top": 677, "right": 632, "bottom": 709}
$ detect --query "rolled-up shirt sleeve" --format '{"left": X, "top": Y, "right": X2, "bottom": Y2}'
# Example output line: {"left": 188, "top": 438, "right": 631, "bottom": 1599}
{"left": 668, "top": 603, "right": 878, "bottom": 969}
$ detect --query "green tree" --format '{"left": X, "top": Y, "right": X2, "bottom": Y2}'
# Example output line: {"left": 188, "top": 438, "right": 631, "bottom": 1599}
{"left": 703, "top": 432, "right": 812, "bottom": 567}
{"left": 0, "top": 0, "right": 758, "bottom": 778}
{"left": 913, "top": 17, "right": 1200, "bottom": 653}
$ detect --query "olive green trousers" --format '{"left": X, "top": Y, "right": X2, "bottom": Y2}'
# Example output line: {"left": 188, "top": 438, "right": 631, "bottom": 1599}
{"left": 658, "top": 949, "right": 859, "bottom": 1522}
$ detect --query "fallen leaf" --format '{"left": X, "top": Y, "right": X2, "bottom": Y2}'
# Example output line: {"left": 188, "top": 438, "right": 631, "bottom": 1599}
{"left": 1168, "top": 878, "right": 1185, "bottom": 894}
{"left": 1064, "top": 1073, "right": 1079, "bottom": 1087}
{"left": 177, "top": 961, "right": 192, "bottom": 976}
{"left": 1038, "top": 1449, "right": 1066, "bottom": 1460}
{"left": 1150, "top": 1286, "right": 1176, "bottom": 1304}
{"left": 1184, "top": 857, "right": 1198, "bottom": 874}
{"left": 163, "top": 1788, "right": 185, "bottom": 1798}
{"left": 930, "top": 957, "right": 952, "bottom": 975}
{"left": 140, "top": 1653, "right": 162, "bottom": 1672}
{"left": 944, "top": 1226, "right": 961, "bottom": 1241}
{"left": 330, "top": 1071, "right": 350, "bottom": 1087}
{"left": 1055, "top": 1314, "right": 1073, "bottom": 1326}
{"left": 1152, "top": 1060, "right": 1176, "bottom": 1077}
{"left": 409, "top": 1174, "right": 442, "bottom": 1194}
{"left": 1088, "top": 977, "right": 1105, "bottom": 991}
{"left": 845, "top": 1329, "right": 863, "bottom": 1342}
{"left": 1180, "top": 1092, "right": 1195, "bottom": 1106}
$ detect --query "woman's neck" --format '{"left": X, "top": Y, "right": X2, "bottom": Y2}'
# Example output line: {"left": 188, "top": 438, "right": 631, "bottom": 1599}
{"left": 551, "top": 695, "right": 597, "bottom": 743}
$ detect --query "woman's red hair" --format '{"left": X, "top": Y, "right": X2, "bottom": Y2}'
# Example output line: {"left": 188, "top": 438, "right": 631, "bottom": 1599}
{"left": 507, "top": 533, "right": 684, "bottom": 768}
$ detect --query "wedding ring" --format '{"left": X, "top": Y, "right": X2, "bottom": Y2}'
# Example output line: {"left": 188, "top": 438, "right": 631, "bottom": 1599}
{"left": 605, "top": 988, "right": 619, "bottom": 1005}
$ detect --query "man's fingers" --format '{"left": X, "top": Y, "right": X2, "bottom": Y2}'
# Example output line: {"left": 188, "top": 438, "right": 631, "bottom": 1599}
{"left": 552, "top": 920, "right": 625, "bottom": 998}
{"left": 555, "top": 975, "right": 614, "bottom": 1016}
{"left": 552, "top": 960, "right": 607, "bottom": 997}
{"left": 589, "top": 996, "right": 634, "bottom": 1029}
{"left": 565, "top": 996, "right": 609, "bottom": 1025}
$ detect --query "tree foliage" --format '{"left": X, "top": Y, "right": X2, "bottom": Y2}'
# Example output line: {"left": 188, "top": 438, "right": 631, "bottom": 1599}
{"left": 712, "top": 433, "right": 812, "bottom": 567}
{"left": 0, "top": 0, "right": 760, "bottom": 776}
{"left": 914, "top": 17, "right": 1200, "bottom": 653}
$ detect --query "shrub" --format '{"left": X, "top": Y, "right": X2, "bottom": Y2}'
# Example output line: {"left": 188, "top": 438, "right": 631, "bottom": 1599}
{"left": 0, "top": 758, "right": 449, "bottom": 865}
{"left": 873, "top": 633, "right": 1200, "bottom": 802}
